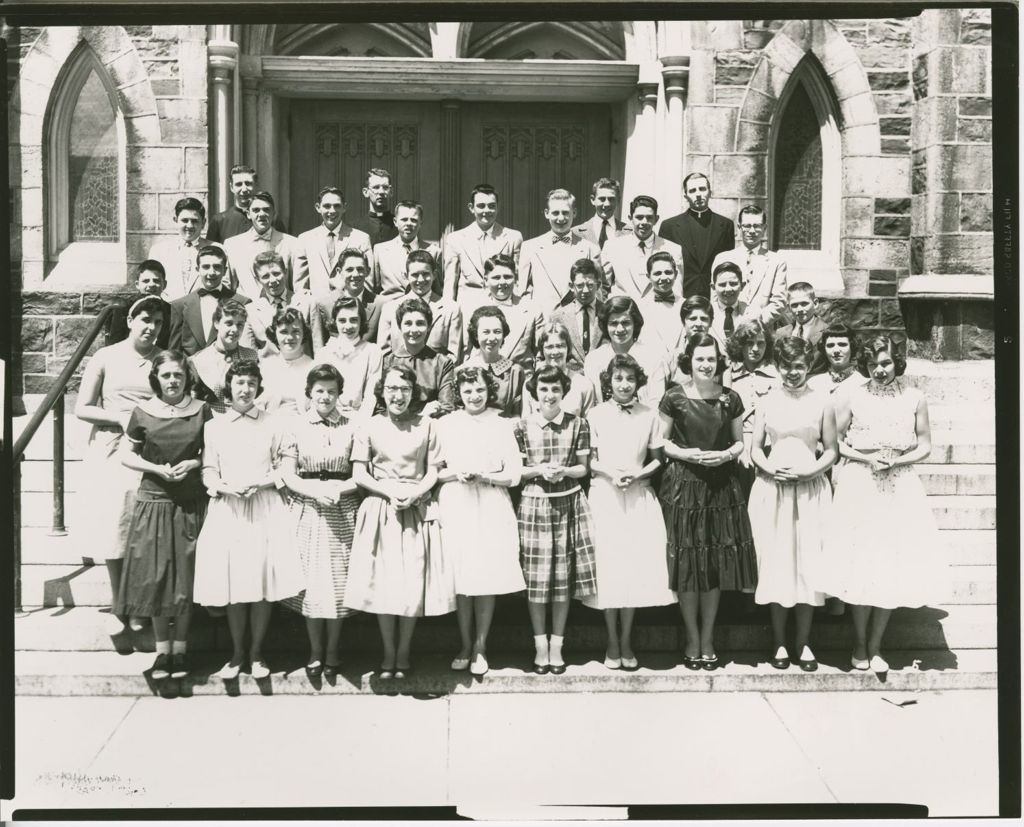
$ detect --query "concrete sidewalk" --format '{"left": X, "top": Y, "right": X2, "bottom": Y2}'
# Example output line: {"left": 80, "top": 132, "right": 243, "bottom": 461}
{"left": 3, "top": 689, "right": 998, "bottom": 817}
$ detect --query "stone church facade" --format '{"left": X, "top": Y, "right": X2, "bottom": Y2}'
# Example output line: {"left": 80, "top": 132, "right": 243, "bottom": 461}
{"left": 5, "top": 12, "right": 993, "bottom": 397}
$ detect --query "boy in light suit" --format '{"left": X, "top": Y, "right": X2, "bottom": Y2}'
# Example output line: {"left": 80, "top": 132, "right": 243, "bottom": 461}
{"left": 295, "top": 186, "right": 373, "bottom": 296}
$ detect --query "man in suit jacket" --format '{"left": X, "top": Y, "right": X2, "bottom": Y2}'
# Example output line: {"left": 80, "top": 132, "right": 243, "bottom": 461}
{"left": 377, "top": 249, "right": 463, "bottom": 360}
{"left": 658, "top": 173, "right": 736, "bottom": 299}
{"left": 711, "top": 205, "right": 788, "bottom": 330}
{"left": 314, "top": 248, "right": 382, "bottom": 343}
{"left": 774, "top": 281, "right": 829, "bottom": 373}
{"left": 443, "top": 184, "right": 523, "bottom": 318}
{"left": 206, "top": 164, "right": 286, "bottom": 243}
{"left": 168, "top": 246, "right": 250, "bottom": 356}
{"left": 547, "top": 258, "right": 606, "bottom": 371}
{"left": 372, "top": 200, "right": 442, "bottom": 298}
{"left": 572, "top": 177, "right": 628, "bottom": 249}
{"left": 709, "top": 261, "right": 755, "bottom": 346}
{"left": 637, "top": 252, "right": 687, "bottom": 360}
{"left": 463, "top": 253, "right": 542, "bottom": 370}
{"left": 294, "top": 186, "right": 373, "bottom": 296}
{"left": 149, "top": 197, "right": 214, "bottom": 301}
{"left": 516, "top": 188, "right": 602, "bottom": 312}
{"left": 346, "top": 168, "right": 399, "bottom": 246}
{"left": 239, "top": 250, "right": 327, "bottom": 357}
{"left": 223, "top": 191, "right": 306, "bottom": 299}
{"left": 106, "top": 260, "right": 172, "bottom": 348}
{"left": 603, "top": 194, "right": 684, "bottom": 303}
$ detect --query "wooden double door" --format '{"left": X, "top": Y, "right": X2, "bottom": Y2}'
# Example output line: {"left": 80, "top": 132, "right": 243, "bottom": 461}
{"left": 289, "top": 100, "right": 612, "bottom": 240}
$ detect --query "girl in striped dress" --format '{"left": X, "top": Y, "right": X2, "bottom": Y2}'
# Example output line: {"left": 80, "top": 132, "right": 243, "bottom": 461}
{"left": 279, "top": 364, "right": 360, "bottom": 681}
{"left": 514, "top": 365, "right": 598, "bottom": 675}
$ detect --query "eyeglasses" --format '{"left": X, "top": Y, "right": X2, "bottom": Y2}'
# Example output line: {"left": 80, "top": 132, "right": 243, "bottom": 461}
{"left": 383, "top": 386, "right": 412, "bottom": 394}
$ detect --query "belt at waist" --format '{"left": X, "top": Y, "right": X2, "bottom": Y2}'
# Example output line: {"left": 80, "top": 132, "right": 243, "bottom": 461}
{"left": 522, "top": 484, "right": 582, "bottom": 499}
{"left": 297, "top": 470, "right": 349, "bottom": 480}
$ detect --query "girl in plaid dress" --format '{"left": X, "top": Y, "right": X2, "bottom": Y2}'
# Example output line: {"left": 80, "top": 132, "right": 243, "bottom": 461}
{"left": 514, "top": 365, "right": 597, "bottom": 675}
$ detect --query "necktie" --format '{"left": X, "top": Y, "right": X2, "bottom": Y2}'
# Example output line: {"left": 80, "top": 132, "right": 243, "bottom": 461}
{"left": 403, "top": 243, "right": 412, "bottom": 255}
{"left": 724, "top": 306, "right": 735, "bottom": 338}
{"left": 327, "top": 231, "right": 336, "bottom": 263}
{"left": 638, "top": 240, "right": 646, "bottom": 253}
{"left": 598, "top": 219, "right": 609, "bottom": 249}
{"left": 182, "top": 241, "right": 194, "bottom": 291}
{"left": 581, "top": 308, "right": 591, "bottom": 353}
{"left": 795, "top": 323, "right": 804, "bottom": 340}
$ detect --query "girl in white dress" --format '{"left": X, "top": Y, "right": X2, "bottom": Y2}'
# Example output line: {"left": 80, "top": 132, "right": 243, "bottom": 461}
{"left": 818, "top": 335, "right": 947, "bottom": 674}
{"left": 437, "top": 366, "right": 525, "bottom": 676}
{"left": 258, "top": 307, "right": 313, "bottom": 417}
{"left": 75, "top": 296, "right": 162, "bottom": 628}
{"left": 195, "top": 361, "right": 303, "bottom": 679}
{"left": 584, "top": 354, "right": 675, "bottom": 670}
{"left": 747, "top": 337, "right": 838, "bottom": 672}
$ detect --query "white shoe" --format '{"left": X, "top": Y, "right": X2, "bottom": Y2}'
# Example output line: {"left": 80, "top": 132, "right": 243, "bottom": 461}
{"left": 870, "top": 655, "right": 889, "bottom": 673}
{"left": 250, "top": 660, "right": 271, "bottom": 680}
{"left": 470, "top": 653, "right": 489, "bottom": 676}
{"left": 603, "top": 655, "right": 621, "bottom": 670}
{"left": 217, "top": 661, "right": 241, "bottom": 680}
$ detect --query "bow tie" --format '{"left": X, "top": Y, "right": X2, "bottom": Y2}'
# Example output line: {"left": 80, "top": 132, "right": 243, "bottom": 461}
{"left": 198, "top": 287, "right": 226, "bottom": 298}
{"left": 552, "top": 234, "right": 572, "bottom": 244}
{"left": 615, "top": 402, "right": 635, "bottom": 412}
{"left": 653, "top": 293, "right": 675, "bottom": 304}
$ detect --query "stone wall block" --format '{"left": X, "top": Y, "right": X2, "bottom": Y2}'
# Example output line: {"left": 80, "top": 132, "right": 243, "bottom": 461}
{"left": 881, "top": 138, "right": 910, "bottom": 155}
{"left": 134, "top": 39, "right": 177, "bottom": 62}
{"left": 843, "top": 124, "right": 882, "bottom": 157}
{"left": 156, "top": 193, "right": 183, "bottom": 228}
{"left": 20, "top": 292, "right": 81, "bottom": 315}
{"left": 916, "top": 9, "right": 962, "bottom": 50}
{"left": 780, "top": 20, "right": 811, "bottom": 53}
{"left": 82, "top": 289, "right": 139, "bottom": 314}
{"left": 927, "top": 192, "right": 964, "bottom": 233}
{"left": 688, "top": 106, "right": 738, "bottom": 153}
{"left": 712, "top": 155, "right": 765, "bottom": 198}
{"left": 910, "top": 193, "right": 927, "bottom": 231}
{"left": 829, "top": 60, "right": 869, "bottom": 101}
{"left": 156, "top": 98, "right": 208, "bottom": 143}
{"left": 746, "top": 58, "right": 771, "bottom": 96}
{"left": 960, "top": 193, "right": 993, "bottom": 232}
{"left": 874, "top": 93, "right": 912, "bottom": 116}
{"left": 107, "top": 51, "right": 147, "bottom": 90}
{"left": 840, "top": 269, "right": 869, "bottom": 298}
{"left": 124, "top": 113, "right": 162, "bottom": 145}
{"left": 924, "top": 234, "right": 992, "bottom": 274}
{"left": 911, "top": 54, "right": 928, "bottom": 100}
{"left": 84, "top": 27, "right": 134, "bottom": 63}
{"left": 16, "top": 145, "right": 42, "bottom": 189}
{"left": 958, "top": 96, "right": 991, "bottom": 117}
{"left": 867, "top": 69, "right": 910, "bottom": 92}
{"left": 877, "top": 298, "right": 905, "bottom": 326}
{"left": 714, "top": 86, "right": 746, "bottom": 105}
{"left": 126, "top": 192, "right": 159, "bottom": 232}
{"left": 873, "top": 215, "right": 911, "bottom": 236}
{"left": 959, "top": 9, "right": 992, "bottom": 45}
{"left": 739, "top": 88, "right": 774, "bottom": 124}
{"left": 853, "top": 43, "right": 910, "bottom": 70}
{"left": 127, "top": 146, "right": 183, "bottom": 192}
{"left": 17, "top": 354, "right": 48, "bottom": 374}
{"left": 123, "top": 25, "right": 154, "bottom": 40}
{"left": 925, "top": 48, "right": 955, "bottom": 94}
{"left": 150, "top": 78, "right": 181, "bottom": 96}
{"left": 844, "top": 156, "right": 911, "bottom": 196}
{"left": 55, "top": 316, "right": 107, "bottom": 359}
{"left": 179, "top": 39, "right": 208, "bottom": 99}
{"left": 714, "top": 50, "right": 760, "bottom": 86}
{"left": 844, "top": 238, "right": 910, "bottom": 269}
{"left": 868, "top": 19, "right": 912, "bottom": 47}
{"left": 736, "top": 120, "right": 769, "bottom": 152}
{"left": 18, "top": 51, "right": 60, "bottom": 91}
{"left": 127, "top": 232, "right": 159, "bottom": 263}
{"left": 952, "top": 48, "right": 991, "bottom": 94}
{"left": 151, "top": 25, "right": 181, "bottom": 41}
{"left": 183, "top": 147, "right": 209, "bottom": 192}
{"left": 142, "top": 60, "right": 179, "bottom": 80}
{"left": 879, "top": 116, "right": 911, "bottom": 136}
{"left": 21, "top": 226, "right": 44, "bottom": 259}
{"left": 22, "top": 317, "right": 54, "bottom": 352}
{"left": 911, "top": 96, "right": 958, "bottom": 148}
{"left": 764, "top": 32, "right": 806, "bottom": 75}
{"left": 840, "top": 92, "right": 878, "bottom": 127}
{"left": 15, "top": 77, "right": 53, "bottom": 118}
{"left": 817, "top": 29, "right": 858, "bottom": 77}
{"left": 705, "top": 21, "right": 744, "bottom": 51}
{"left": 843, "top": 197, "right": 876, "bottom": 235}
{"left": 875, "top": 197, "right": 911, "bottom": 215}
{"left": 936, "top": 144, "right": 992, "bottom": 191}
{"left": 115, "top": 78, "right": 158, "bottom": 117}
{"left": 957, "top": 118, "right": 992, "bottom": 143}
{"left": 846, "top": 298, "right": 882, "bottom": 327}
{"left": 687, "top": 51, "right": 715, "bottom": 105}
{"left": 868, "top": 281, "right": 898, "bottom": 297}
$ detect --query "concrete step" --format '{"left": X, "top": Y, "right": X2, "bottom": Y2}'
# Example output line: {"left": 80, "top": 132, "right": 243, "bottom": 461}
{"left": 13, "top": 648, "right": 996, "bottom": 696}
{"left": 928, "top": 433, "right": 994, "bottom": 464}
{"left": 900, "top": 359, "right": 994, "bottom": 404}
{"left": 918, "top": 464, "right": 996, "bottom": 496}
{"left": 927, "top": 403, "right": 995, "bottom": 431}
{"left": 930, "top": 496, "right": 996, "bottom": 530}
{"left": 14, "top": 598, "right": 997, "bottom": 653}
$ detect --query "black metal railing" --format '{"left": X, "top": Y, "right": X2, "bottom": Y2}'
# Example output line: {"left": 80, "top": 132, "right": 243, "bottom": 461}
{"left": 12, "top": 304, "right": 121, "bottom": 611}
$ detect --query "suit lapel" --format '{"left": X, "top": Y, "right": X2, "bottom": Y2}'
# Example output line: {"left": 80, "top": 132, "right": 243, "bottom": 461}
{"left": 184, "top": 297, "right": 205, "bottom": 347}
{"left": 465, "top": 227, "right": 488, "bottom": 280}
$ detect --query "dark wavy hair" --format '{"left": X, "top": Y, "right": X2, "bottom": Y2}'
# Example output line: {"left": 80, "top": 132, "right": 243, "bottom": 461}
{"left": 223, "top": 360, "right": 264, "bottom": 400}
{"left": 212, "top": 298, "right": 248, "bottom": 325}
{"left": 773, "top": 336, "right": 814, "bottom": 371}
{"left": 598, "top": 295, "right": 644, "bottom": 340}
{"left": 468, "top": 305, "right": 510, "bottom": 350}
{"left": 817, "top": 323, "right": 859, "bottom": 370}
{"left": 395, "top": 296, "right": 434, "bottom": 329}
{"left": 266, "top": 306, "right": 310, "bottom": 348}
{"left": 148, "top": 349, "right": 193, "bottom": 398}
{"left": 526, "top": 365, "right": 571, "bottom": 400}
{"left": 679, "top": 294, "right": 714, "bottom": 325}
{"left": 677, "top": 333, "right": 728, "bottom": 377}
{"left": 331, "top": 295, "right": 368, "bottom": 337}
{"left": 726, "top": 318, "right": 773, "bottom": 366}
{"left": 374, "top": 363, "right": 420, "bottom": 406}
{"left": 856, "top": 334, "right": 907, "bottom": 378}
{"left": 453, "top": 365, "right": 500, "bottom": 409}
{"left": 304, "top": 363, "right": 344, "bottom": 397}
{"left": 599, "top": 353, "right": 648, "bottom": 402}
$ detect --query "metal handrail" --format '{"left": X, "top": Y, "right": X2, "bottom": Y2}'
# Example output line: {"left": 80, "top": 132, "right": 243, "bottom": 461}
{"left": 12, "top": 302, "right": 122, "bottom": 611}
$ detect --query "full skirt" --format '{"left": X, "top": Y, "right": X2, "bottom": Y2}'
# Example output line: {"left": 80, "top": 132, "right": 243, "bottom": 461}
{"left": 747, "top": 472, "right": 830, "bottom": 607}
{"left": 344, "top": 494, "right": 455, "bottom": 617}
{"left": 582, "top": 479, "right": 675, "bottom": 609}
{"left": 517, "top": 491, "right": 597, "bottom": 603}
{"left": 282, "top": 490, "right": 360, "bottom": 619}
{"left": 79, "top": 430, "right": 140, "bottom": 561}
{"left": 438, "top": 481, "right": 525, "bottom": 597}
{"left": 817, "top": 460, "right": 948, "bottom": 609}
{"left": 193, "top": 488, "right": 304, "bottom": 606}
{"left": 114, "top": 493, "right": 207, "bottom": 617}
{"left": 659, "top": 460, "right": 758, "bottom": 593}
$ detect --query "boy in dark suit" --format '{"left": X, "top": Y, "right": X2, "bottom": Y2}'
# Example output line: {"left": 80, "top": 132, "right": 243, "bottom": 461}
{"left": 168, "top": 246, "right": 250, "bottom": 356}
{"left": 774, "top": 281, "right": 829, "bottom": 374}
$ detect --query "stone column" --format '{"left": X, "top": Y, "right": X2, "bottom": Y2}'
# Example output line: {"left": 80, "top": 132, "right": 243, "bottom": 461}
{"left": 659, "top": 56, "right": 690, "bottom": 216}
{"left": 241, "top": 76, "right": 259, "bottom": 168}
{"left": 440, "top": 100, "right": 461, "bottom": 235}
{"left": 622, "top": 80, "right": 659, "bottom": 205}
{"left": 208, "top": 37, "right": 239, "bottom": 215}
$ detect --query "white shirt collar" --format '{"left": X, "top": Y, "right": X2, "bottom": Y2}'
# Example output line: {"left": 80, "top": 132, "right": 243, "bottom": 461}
{"left": 225, "top": 406, "right": 262, "bottom": 422}
{"left": 530, "top": 408, "right": 567, "bottom": 429}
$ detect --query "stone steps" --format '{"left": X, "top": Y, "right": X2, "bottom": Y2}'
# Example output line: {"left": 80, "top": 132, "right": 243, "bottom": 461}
{"left": 14, "top": 648, "right": 997, "bottom": 697}
{"left": 14, "top": 603, "right": 998, "bottom": 653}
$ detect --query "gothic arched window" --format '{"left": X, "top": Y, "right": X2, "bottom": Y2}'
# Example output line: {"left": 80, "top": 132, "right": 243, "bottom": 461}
{"left": 46, "top": 45, "right": 126, "bottom": 272}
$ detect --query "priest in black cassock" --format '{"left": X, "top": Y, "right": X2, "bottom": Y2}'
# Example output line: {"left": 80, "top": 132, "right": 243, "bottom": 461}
{"left": 348, "top": 168, "right": 399, "bottom": 245}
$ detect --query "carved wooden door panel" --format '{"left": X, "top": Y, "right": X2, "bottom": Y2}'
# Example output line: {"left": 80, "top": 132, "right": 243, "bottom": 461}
{"left": 459, "top": 103, "right": 612, "bottom": 239}
{"left": 289, "top": 101, "right": 442, "bottom": 238}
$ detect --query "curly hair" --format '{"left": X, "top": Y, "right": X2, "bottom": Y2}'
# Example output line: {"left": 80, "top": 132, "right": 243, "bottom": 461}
{"left": 526, "top": 365, "right": 571, "bottom": 400}
{"left": 726, "top": 318, "right": 773, "bottom": 366}
{"left": 374, "top": 363, "right": 420, "bottom": 406}
{"left": 468, "top": 305, "right": 510, "bottom": 350}
{"left": 304, "top": 363, "right": 344, "bottom": 397}
{"left": 856, "top": 334, "right": 907, "bottom": 378}
{"left": 598, "top": 295, "right": 644, "bottom": 340}
{"left": 453, "top": 365, "right": 500, "bottom": 409}
{"left": 598, "top": 353, "right": 648, "bottom": 402}
{"left": 148, "top": 349, "right": 193, "bottom": 398}
{"left": 266, "top": 306, "right": 310, "bottom": 348}
{"left": 395, "top": 296, "right": 434, "bottom": 329}
{"left": 676, "top": 333, "right": 727, "bottom": 377}
{"left": 212, "top": 298, "right": 248, "bottom": 325}
{"left": 331, "top": 295, "right": 368, "bottom": 338}
{"left": 772, "top": 336, "right": 814, "bottom": 370}
{"left": 223, "top": 360, "right": 263, "bottom": 401}
{"left": 679, "top": 294, "right": 714, "bottom": 325}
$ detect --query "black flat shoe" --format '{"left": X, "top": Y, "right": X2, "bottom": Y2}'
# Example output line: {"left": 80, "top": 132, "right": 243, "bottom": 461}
{"left": 701, "top": 654, "right": 719, "bottom": 671}
{"left": 770, "top": 647, "right": 791, "bottom": 670}
{"left": 305, "top": 661, "right": 323, "bottom": 679}
{"left": 394, "top": 665, "right": 413, "bottom": 680}
{"left": 323, "top": 662, "right": 340, "bottom": 680}
{"left": 151, "top": 653, "right": 171, "bottom": 680}
{"left": 532, "top": 662, "right": 550, "bottom": 675}
{"left": 682, "top": 655, "right": 702, "bottom": 671}
{"left": 798, "top": 658, "right": 818, "bottom": 672}
{"left": 170, "top": 653, "right": 190, "bottom": 679}
{"left": 548, "top": 662, "right": 566, "bottom": 675}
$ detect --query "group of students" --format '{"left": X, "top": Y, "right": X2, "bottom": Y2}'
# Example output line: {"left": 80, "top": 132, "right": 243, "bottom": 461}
{"left": 75, "top": 178, "right": 947, "bottom": 683}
